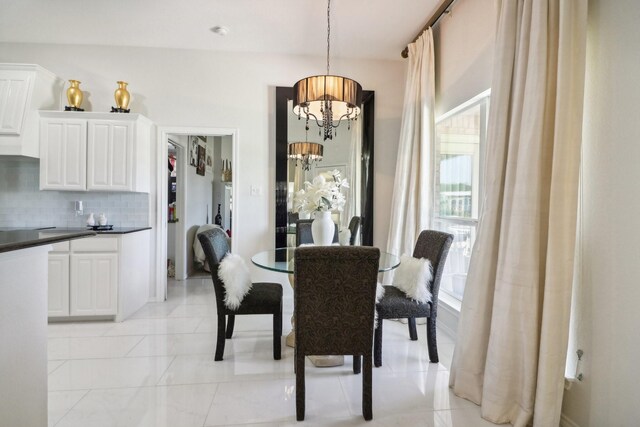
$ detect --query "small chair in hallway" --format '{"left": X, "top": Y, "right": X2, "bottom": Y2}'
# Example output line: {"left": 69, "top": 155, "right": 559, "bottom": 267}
{"left": 374, "top": 230, "right": 453, "bottom": 366}
{"left": 198, "top": 228, "right": 283, "bottom": 361}
{"left": 294, "top": 246, "right": 380, "bottom": 421}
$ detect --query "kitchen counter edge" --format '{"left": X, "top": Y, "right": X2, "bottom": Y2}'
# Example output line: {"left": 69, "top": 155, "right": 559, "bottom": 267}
{"left": 40, "top": 227, "right": 152, "bottom": 235}
{"left": 0, "top": 230, "right": 97, "bottom": 254}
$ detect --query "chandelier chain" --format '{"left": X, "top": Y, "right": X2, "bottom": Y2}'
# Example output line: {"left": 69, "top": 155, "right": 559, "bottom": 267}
{"left": 326, "top": 0, "right": 331, "bottom": 75}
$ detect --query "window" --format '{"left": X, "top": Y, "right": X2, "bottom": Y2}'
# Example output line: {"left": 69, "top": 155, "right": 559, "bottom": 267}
{"left": 433, "top": 91, "right": 490, "bottom": 302}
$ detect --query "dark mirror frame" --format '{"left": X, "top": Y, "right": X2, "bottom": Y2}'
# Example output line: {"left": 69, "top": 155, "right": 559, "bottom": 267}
{"left": 275, "top": 86, "right": 375, "bottom": 248}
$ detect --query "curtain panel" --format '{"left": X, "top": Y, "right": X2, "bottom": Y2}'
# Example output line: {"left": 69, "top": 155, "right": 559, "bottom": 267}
{"left": 449, "top": 0, "right": 588, "bottom": 426}
{"left": 386, "top": 28, "right": 435, "bottom": 258}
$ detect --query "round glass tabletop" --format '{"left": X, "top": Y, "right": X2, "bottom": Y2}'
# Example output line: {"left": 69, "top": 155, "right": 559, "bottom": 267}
{"left": 251, "top": 247, "right": 401, "bottom": 274}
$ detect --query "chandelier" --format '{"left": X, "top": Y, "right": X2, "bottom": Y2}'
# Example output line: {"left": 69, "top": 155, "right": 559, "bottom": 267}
{"left": 293, "top": 0, "right": 362, "bottom": 141}
{"left": 288, "top": 142, "right": 324, "bottom": 171}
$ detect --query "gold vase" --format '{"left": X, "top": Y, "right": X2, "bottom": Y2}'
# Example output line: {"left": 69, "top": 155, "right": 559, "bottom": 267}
{"left": 114, "top": 81, "right": 130, "bottom": 109}
{"left": 66, "top": 80, "right": 83, "bottom": 108}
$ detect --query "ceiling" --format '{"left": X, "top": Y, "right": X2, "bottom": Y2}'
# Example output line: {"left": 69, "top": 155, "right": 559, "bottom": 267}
{"left": 0, "top": 0, "right": 439, "bottom": 60}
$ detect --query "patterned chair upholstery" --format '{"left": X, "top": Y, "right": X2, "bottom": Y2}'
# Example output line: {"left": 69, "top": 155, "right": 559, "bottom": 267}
{"left": 348, "top": 216, "right": 362, "bottom": 245}
{"left": 294, "top": 246, "right": 380, "bottom": 421}
{"left": 295, "top": 219, "right": 338, "bottom": 246}
{"left": 197, "top": 228, "right": 283, "bottom": 361}
{"left": 374, "top": 230, "right": 453, "bottom": 367}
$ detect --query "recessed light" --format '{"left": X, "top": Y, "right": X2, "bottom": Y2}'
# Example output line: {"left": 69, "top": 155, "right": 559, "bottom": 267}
{"left": 210, "top": 26, "right": 230, "bottom": 36}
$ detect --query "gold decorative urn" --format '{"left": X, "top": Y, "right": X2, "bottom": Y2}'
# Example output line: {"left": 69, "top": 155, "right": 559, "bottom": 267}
{"left": 65, "top": 80, "right": 84, "bottom": 111}
{"left": 112, "top": 81, "right": 131, "bottom": 113}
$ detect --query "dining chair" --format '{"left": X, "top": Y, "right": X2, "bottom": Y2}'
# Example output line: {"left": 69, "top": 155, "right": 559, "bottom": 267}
{"left": 374, "top": 230, "right": 453, "bottom": 366}
{"left": 348, "top": 216, "right": 362, "bottom": 245}
{"left": 197, "top": 228, "right": 283, "bottom": 361}
{"left": 294, "top": 246, "right": 380, "bottom": 421}
{"left": 295, "top": 219, "right": 338, "bottom": 246}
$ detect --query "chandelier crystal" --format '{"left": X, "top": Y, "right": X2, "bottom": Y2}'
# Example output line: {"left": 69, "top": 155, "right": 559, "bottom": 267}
{"left": 293, "top": 0, "right": 362, "bottom": 141}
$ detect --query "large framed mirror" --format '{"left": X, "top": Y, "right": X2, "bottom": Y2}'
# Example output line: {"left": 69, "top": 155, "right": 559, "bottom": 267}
{"left": 275, "top": 86, "right": 374, "bottom": 248}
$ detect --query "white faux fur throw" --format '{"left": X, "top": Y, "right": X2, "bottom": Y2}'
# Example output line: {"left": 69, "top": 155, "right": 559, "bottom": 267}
{"left": 218, "top": 253, "right": 252, "bottom": 310}
{"left": 392, "top": 255, "right": 433, "bottom": 303}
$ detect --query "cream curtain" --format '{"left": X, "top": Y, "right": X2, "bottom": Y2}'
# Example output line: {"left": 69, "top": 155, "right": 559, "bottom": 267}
{"left": 386, "top": 28, "right": 435, "bottom": 258}
{"left": 449, "top": 1, "right": 588, "bottom": 426}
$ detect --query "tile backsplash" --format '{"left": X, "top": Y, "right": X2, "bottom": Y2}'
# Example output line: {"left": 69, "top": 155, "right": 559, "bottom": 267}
{"left": 0, "top": 158, "right": 149, "bottom": 228}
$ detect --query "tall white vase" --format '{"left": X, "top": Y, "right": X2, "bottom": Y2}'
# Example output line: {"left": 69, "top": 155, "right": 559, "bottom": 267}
{"left": 311, "top": 211, "right": 334, "bottom": 246}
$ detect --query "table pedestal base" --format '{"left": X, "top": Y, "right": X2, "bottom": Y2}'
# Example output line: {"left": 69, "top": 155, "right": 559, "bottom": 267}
{"left": 308, "top": 355, "right": 344, "bottom": 367}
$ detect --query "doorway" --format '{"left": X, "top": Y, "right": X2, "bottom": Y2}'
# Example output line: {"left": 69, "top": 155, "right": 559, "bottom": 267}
{"left": 155, "top": 127, "right": 238, "bottom": 301}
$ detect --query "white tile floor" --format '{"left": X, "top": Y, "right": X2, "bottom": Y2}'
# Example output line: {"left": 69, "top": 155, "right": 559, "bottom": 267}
{"left": 47, "top": 277, "right": 493, "bottom": 427}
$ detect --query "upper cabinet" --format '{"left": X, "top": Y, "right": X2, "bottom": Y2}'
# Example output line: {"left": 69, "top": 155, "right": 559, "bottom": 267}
{"left": 40, "top": 112, "right": 152, "bottom": 193}
{"left": 0, "top": 64, "right": 62, "bottom": 157}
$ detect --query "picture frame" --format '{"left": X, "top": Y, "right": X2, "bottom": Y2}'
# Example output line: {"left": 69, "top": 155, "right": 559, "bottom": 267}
{"left": 196, "top": 145, "right": 206, "bottom": 176}
{"left": 189, "top": 136, "right": 199, "bottom": 167}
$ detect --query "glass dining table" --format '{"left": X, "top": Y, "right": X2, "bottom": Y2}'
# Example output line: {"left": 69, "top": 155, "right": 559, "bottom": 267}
{"left": 251, "top": 247, "right": 400, "bottom": 368}
{"left": 251, "top": 247, "right": 401, "bottom": 274}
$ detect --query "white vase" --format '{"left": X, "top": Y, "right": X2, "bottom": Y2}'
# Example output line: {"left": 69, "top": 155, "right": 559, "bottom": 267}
{"left": 86, "top": 213, "right": 95, "bottom": 226}
{"left": 311, "top": 211, "right": 334, "bottom": 246}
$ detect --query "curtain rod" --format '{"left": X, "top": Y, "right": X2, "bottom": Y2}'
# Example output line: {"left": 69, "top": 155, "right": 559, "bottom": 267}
{"left": 401, "top": 0, "right": 456, "bottom": 58}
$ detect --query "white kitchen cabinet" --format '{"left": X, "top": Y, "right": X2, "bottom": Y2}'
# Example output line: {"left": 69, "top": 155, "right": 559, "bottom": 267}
{"left": 47, "top": 253, "right": 70, "bottom": 317}
{"left": 39, "top": 111, "right": 152, "bottom": 192}
{"left": 39, "top": 118, "right": 87, "bottom": 190}
{"left": 70, "top": 253, "right": 118, "bottom": 316}
{"left": 0, "top": 64, "right": 62, "bottom": 157}
{"left": 47, "top": 230, "right": 150, "bottom": 322}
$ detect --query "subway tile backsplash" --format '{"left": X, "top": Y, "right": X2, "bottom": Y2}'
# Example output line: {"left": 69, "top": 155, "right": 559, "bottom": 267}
{"left": 0, "top": 158, "right": 149, "bottom": 228}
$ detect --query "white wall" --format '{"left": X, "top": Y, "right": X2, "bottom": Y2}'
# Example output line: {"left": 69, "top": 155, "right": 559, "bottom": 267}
{"left": 0, "top": 42, "right": 406, "bottom": 285}
{"left": 433, "top": 0, "right": 495, "bottom": 116}
{"left": 561, "top": 0, "right": 640, "bottom": 425}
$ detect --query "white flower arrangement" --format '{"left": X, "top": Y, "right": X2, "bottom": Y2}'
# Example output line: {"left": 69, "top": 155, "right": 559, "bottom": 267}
{"left": 294, "top": 170, "right": 349, "bottom": 213}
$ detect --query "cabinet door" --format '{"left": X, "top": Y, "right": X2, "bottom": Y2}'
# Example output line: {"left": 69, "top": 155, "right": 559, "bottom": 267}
{"left": 0, "top": 70, "right": 31, "bottom": 135}
{"left": 40, "top": 118, "right": 87, "bottom": 190}
{"left": 48, "top": 253, "right": 70, "bottom": 317}
{"left": 87, "top": 120, "right": 133, "bottom": 191}
{"left": 70, "top": 253, "right": 118, "bottom": 316}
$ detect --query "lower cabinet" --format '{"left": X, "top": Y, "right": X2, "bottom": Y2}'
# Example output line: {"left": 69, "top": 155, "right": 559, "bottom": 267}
{"left": 47, "top": 230, "right": 150, "bottom": 321}
{"left": 70, "top": 253, "right": 118, "bottom": 316}
{"left": 47, "top": 252, "right": 70, "bottom": 317}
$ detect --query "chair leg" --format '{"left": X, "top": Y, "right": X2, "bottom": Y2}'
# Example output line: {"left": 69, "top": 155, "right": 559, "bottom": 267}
{"left": 214, "top": 314, "right": 226, "bottom": 361}
{"left": 363, "top": 354, "right": 373, "bottom": 420}
{"left": 225, "top": 315, "right": 235, "bottom": 339}
{"left": 353, "top": 355, "right": 361, "bottom": 374}
{"left": 296, "top": 352, "right": 306, "bottom": 421}
{"left": 273, "top": 308, "right": 282, "bottom": 360}
{"left": 408, "top": 317, "right": 418, "bottom": 341}
{"left": 374, "top": 320, "right": 383, "bottom": 367}
{"left": 426, "top": 315, "right": 439, "bottom": 363}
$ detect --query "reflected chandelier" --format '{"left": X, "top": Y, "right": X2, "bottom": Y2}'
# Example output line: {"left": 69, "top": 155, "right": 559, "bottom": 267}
{"left": 293, "top": 0, "right": 362, "bottom": 141}
{"left": 288, "top": 141, "right": 323, "bottom": 171}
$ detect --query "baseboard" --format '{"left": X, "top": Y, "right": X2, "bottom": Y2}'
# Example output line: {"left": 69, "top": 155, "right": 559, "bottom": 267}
{"left": 438, "top": 298, "right": 459, "bottom": 338}
{"left": 560, "top": 413, "right": 580, "bottom": 427}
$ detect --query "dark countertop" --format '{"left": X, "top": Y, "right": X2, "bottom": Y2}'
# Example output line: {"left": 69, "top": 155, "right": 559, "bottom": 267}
{"left": 0, "top": 230, "right": 96, "bottom": 254}
{"left": 38, "top": 227, "right": 152, "bottom": 235}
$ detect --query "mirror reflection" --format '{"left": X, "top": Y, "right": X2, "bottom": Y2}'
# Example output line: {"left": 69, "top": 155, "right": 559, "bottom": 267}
{"left": 286, "top": 100, "right": 362, "bottom": 246}
{"left": 275, "top": 87, "right": 374, "bottom": 248}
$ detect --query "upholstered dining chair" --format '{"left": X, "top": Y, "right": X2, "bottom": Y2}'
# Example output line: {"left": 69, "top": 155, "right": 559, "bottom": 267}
{"left": 348, "top": 216, "right": 362, "bottom": 245}
{"left": 294, "top": 246, "right": 380, "bottom": 421}
{"left": 295, "top": 219, "right": 338, "bottom": 246}
{"left": 198, "top": 228, "right": 283, "bottom": 361}
{"left": 374, "top": 230, "right": 453, "bottom": 367}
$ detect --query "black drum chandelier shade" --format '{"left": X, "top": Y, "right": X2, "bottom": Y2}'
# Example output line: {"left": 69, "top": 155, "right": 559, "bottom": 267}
{"left": 292, "top": 0, "right": 363, "bottom": 141}
{"left": 288, "top": 142, "right": 324, "bottom": 171}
